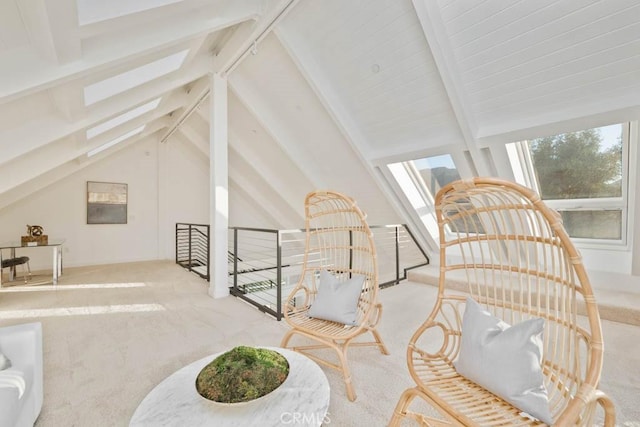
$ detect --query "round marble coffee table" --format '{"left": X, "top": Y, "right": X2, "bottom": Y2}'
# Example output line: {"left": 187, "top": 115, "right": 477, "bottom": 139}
{"left": 130, "top": 347, "right": 330, "bottom": 427}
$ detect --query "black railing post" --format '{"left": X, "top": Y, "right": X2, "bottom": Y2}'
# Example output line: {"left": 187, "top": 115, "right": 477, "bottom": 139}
{"left": 206, "top": 225, "right": 210, "bottom": 281}
{"left": 233, "top": 228, "right": 238, "bottom": 290}
{"left": 395, "top": 226, "right": 400, "bottom": 285}
{"left": 276, "top": 230, "right": 282, "bottom": 321}
{"left": 175, "top": 223, "right": 178, "bottom": 265}
{"left": 188, "top": 224, "right": 193, "bottom": 272}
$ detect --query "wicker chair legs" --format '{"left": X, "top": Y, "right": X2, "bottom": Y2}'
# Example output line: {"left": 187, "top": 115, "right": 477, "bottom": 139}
{"left": 280, "top": 327, "right": 388, "bottom": 402}
{"left": 390, "top": 387, "right": 455, "bottom": 427}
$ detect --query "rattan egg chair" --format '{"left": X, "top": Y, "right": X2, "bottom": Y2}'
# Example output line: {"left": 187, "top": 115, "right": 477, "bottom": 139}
{"left": 280, "top": 190, "right": 389, "bottom": 401}
{"left": 389, "top": 177, "right": 615, "bottom": 426}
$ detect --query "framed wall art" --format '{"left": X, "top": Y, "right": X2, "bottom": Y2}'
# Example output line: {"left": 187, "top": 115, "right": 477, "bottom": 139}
{"left": 87, "top": 181, "right": 128, "bottom": 224}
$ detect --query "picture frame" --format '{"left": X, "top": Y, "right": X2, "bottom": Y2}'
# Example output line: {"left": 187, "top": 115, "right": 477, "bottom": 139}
{"left": 87, "top": 181, "right": 128, "bottom": 224}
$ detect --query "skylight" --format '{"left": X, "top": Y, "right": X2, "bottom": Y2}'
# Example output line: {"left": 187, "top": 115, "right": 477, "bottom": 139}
{"left": 86, "top": 98, "right": 161, "bottom": 139}
{"left": 83, "top": 50, "right": 188, "bottom": 105}
{"left": 77, "top": 0, "right": 184, "bottom": 26}
{"left": 88, "top": 126, "right": 145, "bottom": 157}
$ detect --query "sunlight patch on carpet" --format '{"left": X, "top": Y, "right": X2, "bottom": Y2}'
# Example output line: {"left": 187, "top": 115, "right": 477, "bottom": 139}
{"left": 0, "top": 303, "right": 165, "bottom": 319}
{"left": 0, "top": 282, "right": 147, "bottom": 293}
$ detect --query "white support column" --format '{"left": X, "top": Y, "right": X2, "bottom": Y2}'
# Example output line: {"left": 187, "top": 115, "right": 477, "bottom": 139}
{"left": 157, "top": 141, "right": 169, "bottom": 260}
{"left": 208, "top": 72, "right": 230, "bottom": 298}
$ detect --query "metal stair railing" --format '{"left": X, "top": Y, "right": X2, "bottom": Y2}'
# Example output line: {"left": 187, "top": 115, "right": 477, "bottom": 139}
{"left": 175, "top": 223, "right": 210, "bottom": 280}
{"left": 228, "top": 224, "right": 429, "bottom": 320}
{"left": 175, "top": 222, "right": 429, "bottom": 320}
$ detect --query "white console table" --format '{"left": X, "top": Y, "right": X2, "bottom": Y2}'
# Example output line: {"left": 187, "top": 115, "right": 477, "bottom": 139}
{"left": 0, "top": 239, "right": 64, "bottom": 288}
{"left": 130, "top": 347, "right": 330, "bottom": 427}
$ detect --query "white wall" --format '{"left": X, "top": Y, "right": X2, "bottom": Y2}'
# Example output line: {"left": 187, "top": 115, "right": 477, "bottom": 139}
{"left": 0, "top": 138, "right": 162, "bottom": 271}
{"left": 159, "top": 138, "right": 210, "bottom": 261}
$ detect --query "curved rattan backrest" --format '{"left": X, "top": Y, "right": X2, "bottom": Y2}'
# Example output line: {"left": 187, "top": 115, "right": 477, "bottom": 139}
{"left": 435, "top": 178, "right": 604, "bottom": 424}
{"left": 302, "top": 190, "right": 378, "bottom": 326}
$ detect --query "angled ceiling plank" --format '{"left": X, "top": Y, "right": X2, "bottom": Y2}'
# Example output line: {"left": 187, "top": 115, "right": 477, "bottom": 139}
{"left": 228, "top": 76, "right": 324, "bottom": 189}
{"left": 229, "top": 130, "right": 304, "bottom": 224}
{"left": 195, "top": 98, "right": 305, "bottom": 223}
{"left": 410, "top": 0, "right": 489, "bottom": 175}
{"left": 48, "top": 83, "right": 86, "bottom": 122}
{"left": 77, "top": 0, "right": 224, "bottom": 38}
{"left": 228, "top": 154, "right": 295, "bottom": 230}
{"left": 229, "top": 177, "right": 281, "bottom": 229}
{"left": 0, "top": 5, "right": 257, "bottom": 103}
{"left": 159, "top": 0, "right": 302, "bottom": 143}
{"left": 0, "top": 112, "right": 168, "bottom": 195}
{"left": 0, "top": 132, "right": 159, "bottom": 213}
{"left": 177, "top": 125, "right": 209, "bottom": 158}
{"left": 0, "top": 90, "right": 188, "bottom": 168}
{"left": 17, "top": 0, "right": 81, "bottom": 64}
{"left": 0, "top": 55, "right": 211, "bottom": 168}
{"left": 273, "top": 28, "right": 431, "bottom": 248}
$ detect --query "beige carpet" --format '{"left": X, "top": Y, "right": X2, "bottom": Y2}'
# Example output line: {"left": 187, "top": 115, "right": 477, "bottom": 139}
{"left": 0, "top": 260, "right": 638, "bottom": 426}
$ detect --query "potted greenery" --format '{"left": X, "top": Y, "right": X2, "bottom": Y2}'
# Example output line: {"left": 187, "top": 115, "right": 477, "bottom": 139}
{"left": 195, "top": 346, "right": 289, "bottom": 405}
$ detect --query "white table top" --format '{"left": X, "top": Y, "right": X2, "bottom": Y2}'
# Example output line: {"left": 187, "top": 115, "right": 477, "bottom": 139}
{"left": 130, "top": 347, "right": 330, "bottom": 427}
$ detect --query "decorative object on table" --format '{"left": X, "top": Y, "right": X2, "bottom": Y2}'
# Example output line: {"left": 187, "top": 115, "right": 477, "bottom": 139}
{"left": 87, "top": 181, "right": 128, "bottom": 224}
{"left": 21, "top": 224, "right": 48, "bottom": 246}
{"left": 195, "top": 346, "right": 289, "bottom": 405}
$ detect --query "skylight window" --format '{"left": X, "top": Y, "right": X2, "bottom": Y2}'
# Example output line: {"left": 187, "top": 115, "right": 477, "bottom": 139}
{"left": 77, "top": 0, "right": 184, "bottom": 26}
{"left": 387, "top": 154, "right": 465, "bottom": 245}
{"left": 86, "top": 98, "right": 161, "bottom": 139}
{"left": 83, "top": 50, "right": 188, "bottom": 105}
{"left": 88, "top": 126, "right": 145, "bottom": 157}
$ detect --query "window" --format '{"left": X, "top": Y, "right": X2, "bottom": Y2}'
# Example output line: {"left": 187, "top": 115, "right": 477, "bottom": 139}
{"left": 86, "top": 98, "right": 161, "bottom": 139}
{"left": 507, "top": 123, "right": 629, "bottom": 243}
{"left": 388, "top": 154, "right": 463, "bottom": 241}
{"left": 414, "top": 155, "right": 462, "bottom": 196}
{"left": 87, "top": 126, "right": 145, "bottom": 157}
{"left": 77, "top": 0, "right": 184, "bottom": 25}
{"left": 83, "top": 50, "right": 188, "bottom": 105}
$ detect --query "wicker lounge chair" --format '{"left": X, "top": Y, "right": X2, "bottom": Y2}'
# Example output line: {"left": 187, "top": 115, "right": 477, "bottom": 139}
{"left": 280, "top": 190, "right": 389, "bottom": 401}
{"left": 390, "top": 177, "right": 615, "bottom": 426}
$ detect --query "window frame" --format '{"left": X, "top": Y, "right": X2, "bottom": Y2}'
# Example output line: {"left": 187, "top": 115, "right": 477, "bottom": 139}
{"left": 507, "top": 122, "right": 632, "bottom": 249}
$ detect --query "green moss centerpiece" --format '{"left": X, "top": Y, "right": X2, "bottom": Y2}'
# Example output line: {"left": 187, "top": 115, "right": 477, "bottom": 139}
{"left": 195, "top": 346, "right": 289, "bottom": 404}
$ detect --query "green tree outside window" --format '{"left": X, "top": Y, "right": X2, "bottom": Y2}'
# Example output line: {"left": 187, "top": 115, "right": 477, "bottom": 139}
{"left": 530, "top": 127, "right": 622, "bottom": 200}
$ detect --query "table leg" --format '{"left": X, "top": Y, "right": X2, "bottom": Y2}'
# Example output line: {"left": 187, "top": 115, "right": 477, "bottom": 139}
{"left": 57, "top": 246, "right": 63, "bottom": 281}
{"left": 9, "top": 248, "right": 15, "bottom": 281}
{"left": 53, "top": 246, "right": 59, "bottom": 286}
{"left": 0, "top": 250, "right": 3, "bottom": 288}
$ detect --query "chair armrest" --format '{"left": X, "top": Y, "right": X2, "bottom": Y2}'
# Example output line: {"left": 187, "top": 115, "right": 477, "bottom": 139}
{"left": 406, "top": 299, "right": 465, "bottom": 379}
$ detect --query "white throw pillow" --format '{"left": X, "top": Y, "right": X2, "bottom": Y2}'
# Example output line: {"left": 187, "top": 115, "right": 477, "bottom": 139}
{"left": 454, "top": 298, "right": 553, "bottom": 425}
{"left": 308, "top": 270, "right": 364, "bottom": 326}
{"left": 0, "top": 352, "right": 10, "bottom": 371}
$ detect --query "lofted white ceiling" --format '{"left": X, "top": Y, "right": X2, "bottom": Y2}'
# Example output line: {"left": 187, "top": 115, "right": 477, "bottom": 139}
{"left": 279, "top": 0, "right": 465, "bottom": 160}
{"left": 1, "top": 0, "right": 640, "bottom": 228}
{"left": 426, "top": 0, "right": 640, "bottom": 141}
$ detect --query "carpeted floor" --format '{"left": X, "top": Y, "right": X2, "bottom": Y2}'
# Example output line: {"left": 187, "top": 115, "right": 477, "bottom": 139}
{"left": 0, "top": 260, "right": 638, "bottom": 426}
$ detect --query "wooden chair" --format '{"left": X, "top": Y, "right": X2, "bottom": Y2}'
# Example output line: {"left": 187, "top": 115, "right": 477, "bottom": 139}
{"left": 280, "top": 190, "right": 389, "bottom": 401}
{"left": 390, "top": 178, "right": 616, "bottom": 426}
